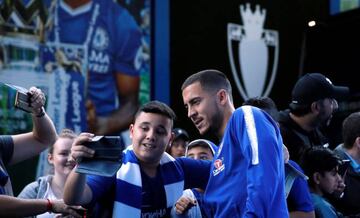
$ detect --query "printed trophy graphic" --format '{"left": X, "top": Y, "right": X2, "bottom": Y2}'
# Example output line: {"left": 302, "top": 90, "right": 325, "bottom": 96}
{"left": 0, "top": 0, "right": 87, "bottom": 134}
{"left": 0, "top": 0, "right": 49, "bottom": 134}
{"left": 227, "top": 4, "right": 279, "bottom": 100}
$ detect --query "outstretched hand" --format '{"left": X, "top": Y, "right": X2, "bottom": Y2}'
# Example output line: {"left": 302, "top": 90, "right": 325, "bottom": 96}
{"left": 51, "top": 199, "right": 85, "bottom": 218}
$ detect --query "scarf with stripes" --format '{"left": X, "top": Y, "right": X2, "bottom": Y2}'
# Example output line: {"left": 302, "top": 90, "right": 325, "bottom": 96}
{"left": 112, "top": 145, "right": 184, "bottom": 217}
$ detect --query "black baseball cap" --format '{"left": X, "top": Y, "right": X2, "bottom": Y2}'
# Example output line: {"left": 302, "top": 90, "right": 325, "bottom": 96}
{"left": 172, "top": 128, "right": 190, "bottom": 141}
{"left": 290, "top": 73, "right": 349, "bottom": 107}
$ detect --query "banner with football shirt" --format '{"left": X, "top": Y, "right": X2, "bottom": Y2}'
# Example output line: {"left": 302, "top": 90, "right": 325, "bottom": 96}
{"left": 0, "top": 0, "right": 150, "bottom": 193}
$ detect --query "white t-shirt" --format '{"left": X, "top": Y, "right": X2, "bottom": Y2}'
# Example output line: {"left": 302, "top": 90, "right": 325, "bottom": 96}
{"left": 37, "top": 182, "right": 60, "bottom": 218}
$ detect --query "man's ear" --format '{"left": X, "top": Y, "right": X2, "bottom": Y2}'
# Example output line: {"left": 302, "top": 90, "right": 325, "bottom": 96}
{"left": 313, "top": 172, "right": 322, "bottom": 185}
{"left": 217, "top": 89, "right": 228, "bottom": 105}
{"left": 311, "top": 101, "right": 320, "bottom": 114}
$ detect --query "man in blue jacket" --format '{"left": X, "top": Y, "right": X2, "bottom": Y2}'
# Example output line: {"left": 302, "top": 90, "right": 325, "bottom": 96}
{"left": 182, "top": 69, "right": 288, "bottom": 217}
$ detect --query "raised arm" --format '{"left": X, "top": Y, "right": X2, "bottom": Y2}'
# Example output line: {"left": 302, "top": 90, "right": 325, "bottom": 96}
{"left": 10, "top": 87, "right": 57, "bottom": 165}
{"left": 63, "top": 133, "right": 95, "bottom": 205}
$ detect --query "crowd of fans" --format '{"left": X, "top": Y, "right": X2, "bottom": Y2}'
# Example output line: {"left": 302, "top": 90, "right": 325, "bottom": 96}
{"left": 1, "top": 70, "right": 359, "bottom": 218}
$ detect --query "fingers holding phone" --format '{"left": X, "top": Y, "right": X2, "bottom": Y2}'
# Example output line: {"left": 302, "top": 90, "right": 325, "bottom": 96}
{"left": 70, "top": 133, "right": 96, "bottom": 163}
{"left": 28, "top": 87, "right": 46, "bottom": 108}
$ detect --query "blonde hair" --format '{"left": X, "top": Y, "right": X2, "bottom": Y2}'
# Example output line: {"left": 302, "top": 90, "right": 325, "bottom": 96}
{"left": 48, "top": 128, "right": 77, "bottom": 154}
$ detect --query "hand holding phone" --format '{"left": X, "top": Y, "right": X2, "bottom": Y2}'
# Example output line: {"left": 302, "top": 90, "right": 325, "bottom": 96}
{"left": 4, "top": 83, "right": 46, "bottom": 114}
{"left": 75, "top": 135, "right": 126, "bottom": 177}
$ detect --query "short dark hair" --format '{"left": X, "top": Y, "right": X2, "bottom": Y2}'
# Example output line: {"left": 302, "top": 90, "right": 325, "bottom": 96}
{"left": 243, "top": 96, "right": 279, "bottom": 121}
{"left": 181, "top": 69, "right": 233, "bottom": 102}
{"left": 300, "top": 147, "right": 341, "bottom": 188}
{"left": 342, "top": 112, "right": 360, "bottom": 149}
{"left": 134, "top": 101, "right": 176, "bottom": 126}
{"left": 49, "top": 128, "right": 77, "bottom": 154}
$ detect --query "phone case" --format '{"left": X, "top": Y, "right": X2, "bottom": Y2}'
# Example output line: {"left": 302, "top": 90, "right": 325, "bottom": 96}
{"left": 76, "top": 136, "right": 125, "bottom": 177}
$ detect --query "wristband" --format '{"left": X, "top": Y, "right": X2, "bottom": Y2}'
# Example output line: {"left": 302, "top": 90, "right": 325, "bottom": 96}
{"left": 46, "top": 198, "right": 53, "bottom": 212}
{"left": 36, "top": 107, "right": 46, "bottom": 118}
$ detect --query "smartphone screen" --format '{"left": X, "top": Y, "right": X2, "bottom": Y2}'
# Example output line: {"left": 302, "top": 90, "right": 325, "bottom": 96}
{"left": 338, "top": 159, "right": 351, "bottom": 177}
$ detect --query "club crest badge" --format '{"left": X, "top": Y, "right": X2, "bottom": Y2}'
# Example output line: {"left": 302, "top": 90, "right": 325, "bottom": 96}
{"left": 227, "top": 4, "right": 279, "bottom": 100}
{"left": 92, "top": 27, "right": 109, "bottom": 50}
{"left": 213, "top": 158, "right": 225, "bottom": 176}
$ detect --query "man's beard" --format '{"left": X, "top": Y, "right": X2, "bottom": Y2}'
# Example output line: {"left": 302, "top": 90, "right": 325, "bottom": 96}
{"left": 204, "top": 105, "right": 224, "bottom": 139}
{"left": 317, "top": 107, "right": 333, "bottom": 127}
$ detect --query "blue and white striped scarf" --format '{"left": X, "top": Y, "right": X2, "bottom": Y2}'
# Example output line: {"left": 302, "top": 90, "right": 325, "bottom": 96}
{"left": 112, "top": 145, "right": 184, "bottom": 217}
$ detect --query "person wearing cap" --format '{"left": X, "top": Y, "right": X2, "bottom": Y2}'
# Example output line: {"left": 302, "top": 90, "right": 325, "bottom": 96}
{"left": 166, "top": 128, "right": 190, "bottom": 158}
{"left": 278, "top": 73, "right": 349, "bottom": 164}
{"left": 185, "top": 139, "right": 217, "bottom": 161}
{"left": 172, "top": 139, "right": 217, "bottom": 218}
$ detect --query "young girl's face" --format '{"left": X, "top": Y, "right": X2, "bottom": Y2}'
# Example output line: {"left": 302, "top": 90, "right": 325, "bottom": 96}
{"left": 48, "top": 137, "right": 76, "bottom": 178}
{"left": 319, "top": 167, "right": 341, "bottom": 194}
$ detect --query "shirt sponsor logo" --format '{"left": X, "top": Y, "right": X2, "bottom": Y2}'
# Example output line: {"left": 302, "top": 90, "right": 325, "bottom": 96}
{"left": 141, "top": 208, "right": 166, "bottom": 218}
{"left": 89, "top": 50, "right": 110, "bottom": 73}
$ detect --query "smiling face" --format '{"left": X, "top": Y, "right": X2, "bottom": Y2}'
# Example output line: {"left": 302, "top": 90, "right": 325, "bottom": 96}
{"left": 130, "top": 112, "right": 174, "bottom": 165}
{"left": 182, "top": 82, "right": 223, "bottom": 136}
{"left": 48, "top": 137, "right": 75, "bottom": 178}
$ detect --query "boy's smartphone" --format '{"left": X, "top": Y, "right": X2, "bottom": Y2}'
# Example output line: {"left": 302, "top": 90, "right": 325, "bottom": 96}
{"left": 83, "top": 136, "right": 125, "bottom": 161}
{"left": 76, "top": 136, "right": 126, "bottom": 177}
{"left": 338, "top": 159, "right": 351, "bottom": 177}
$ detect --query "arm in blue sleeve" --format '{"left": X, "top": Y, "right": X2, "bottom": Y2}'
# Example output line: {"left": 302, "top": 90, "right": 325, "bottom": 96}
{"left": 113, "top": 7, "right": 142, "bottom": 76}
{"left": 178, "top": 158, "right": 211, "bottom": 190}
{"left": 237, "top": 108, "right": 285, "bottom": 217}
{"left": 86, "top": 174, "right": 115, "bottom": 206}
{"left": 287, "top": 161, "right": 314, "bottom": 212}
